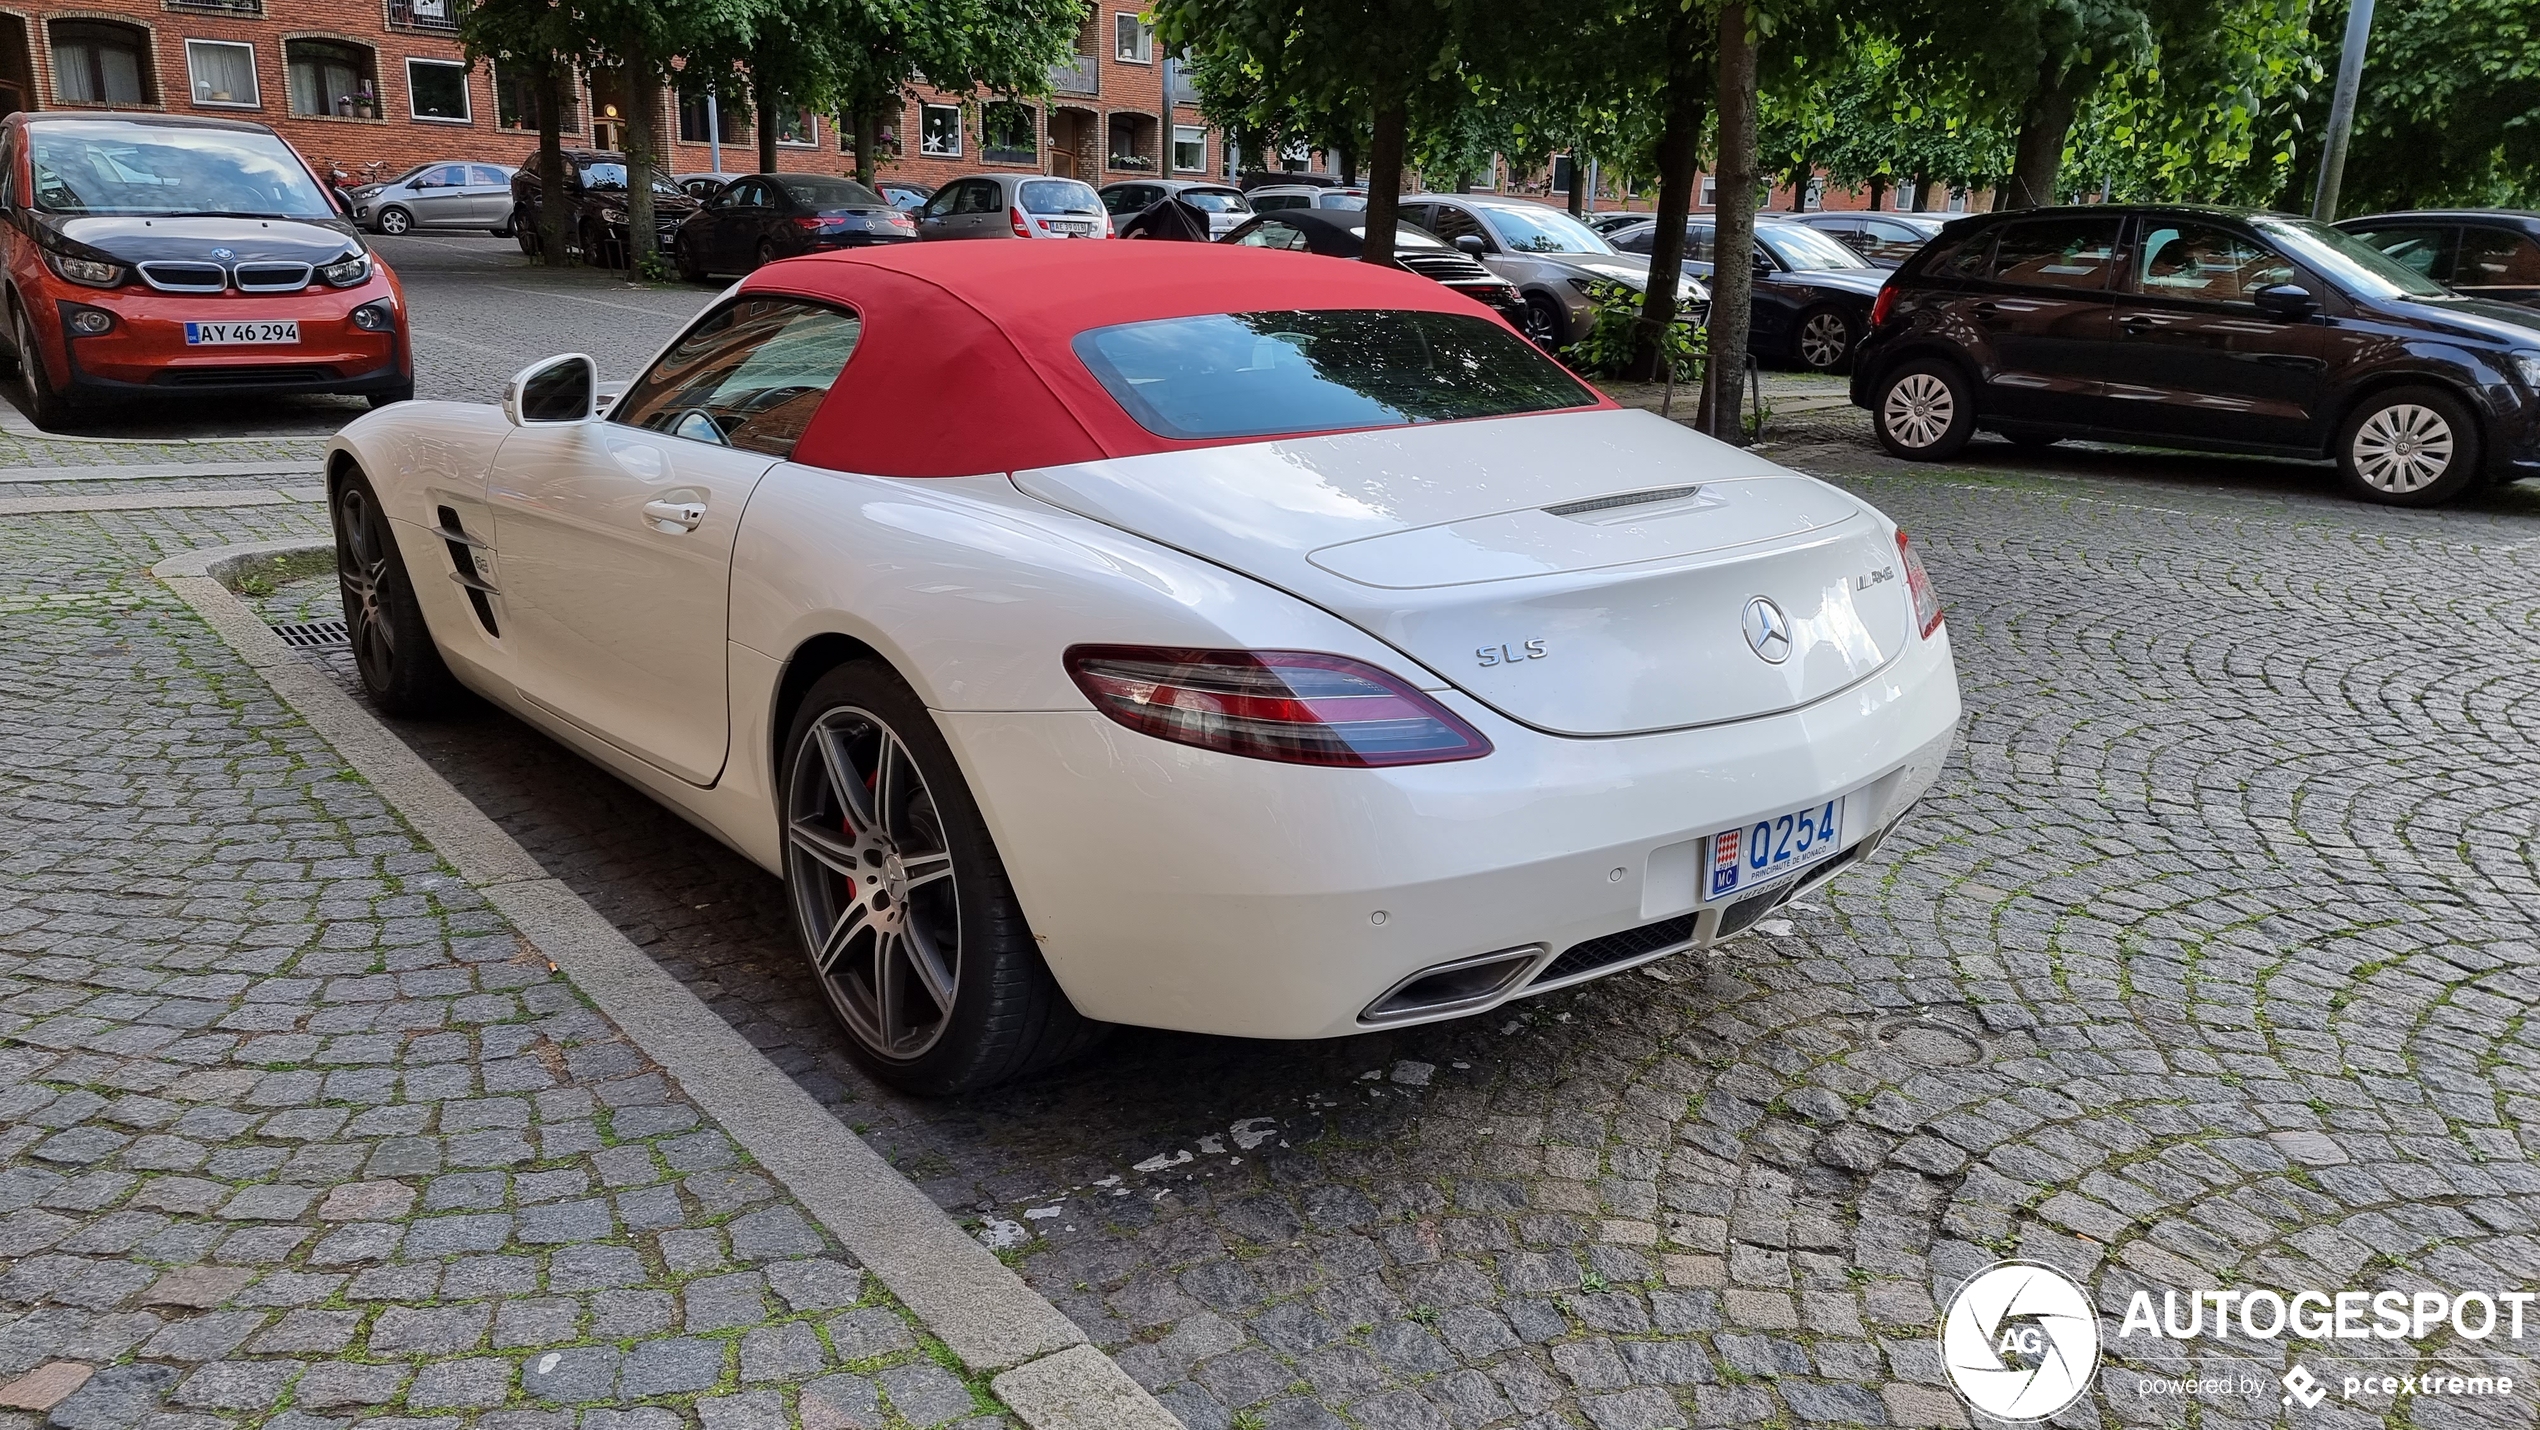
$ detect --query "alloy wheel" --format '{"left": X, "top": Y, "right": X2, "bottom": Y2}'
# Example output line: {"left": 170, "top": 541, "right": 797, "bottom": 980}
{"left": 1882, "top": 372, "right": 1955, "bottom": 448}
{"left": 786, "top": 707, "right": 962, "bottom": 1061}
{"left": 335, "top": 484, "right": 397, "bottom": 688}
{"left": 2351, "top": 403, "right": 2454, "bottom": 494}
{"left": 1798, "top": 311, "right": 1850, "bottom": 369}
{"left": 380, "top": 208, "right": 411, "bottom": 235}
{"left": 1521, "top": 299, "right": 1559, "bottom": 348}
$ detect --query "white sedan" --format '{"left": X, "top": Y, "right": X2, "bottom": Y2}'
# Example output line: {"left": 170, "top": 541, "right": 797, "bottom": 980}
{"left": 325, "top": 242, "right": 1961, "bottom": 1093}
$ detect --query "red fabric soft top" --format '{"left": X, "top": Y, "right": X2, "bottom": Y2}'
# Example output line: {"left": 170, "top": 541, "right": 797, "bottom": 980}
{"left": 738, "top": 240, "right": 1614, "bottom": 478}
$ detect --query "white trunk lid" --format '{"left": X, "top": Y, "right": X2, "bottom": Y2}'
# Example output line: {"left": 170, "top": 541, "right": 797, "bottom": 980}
{"left": 1013, "top": 408, "right": 1915, "bottom": 735}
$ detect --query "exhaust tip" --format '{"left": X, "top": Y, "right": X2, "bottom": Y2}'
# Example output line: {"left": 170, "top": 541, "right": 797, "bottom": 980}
{"left": 1360, "top": 946, "right": 1545, "bottom": 1025}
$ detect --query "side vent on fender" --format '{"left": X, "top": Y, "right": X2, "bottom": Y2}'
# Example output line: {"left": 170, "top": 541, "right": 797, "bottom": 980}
{"left": 433, "top": 506, "right": 501, "bottom": 637}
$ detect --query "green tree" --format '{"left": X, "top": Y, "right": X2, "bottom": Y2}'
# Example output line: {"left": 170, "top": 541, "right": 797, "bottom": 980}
{"left": 2278, "top": 0, "right": 2540, "bottom": 210}
{"left": 461, "top": 0, "right": 584, "bottom": 265}
{"left": 820, "top": 0, "right": 1083, "bottom": 187}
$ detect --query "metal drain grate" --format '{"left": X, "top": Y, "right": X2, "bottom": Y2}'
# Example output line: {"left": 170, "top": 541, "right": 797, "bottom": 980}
{"left": 270, "top": 619, "right": 349, "bottom": 650}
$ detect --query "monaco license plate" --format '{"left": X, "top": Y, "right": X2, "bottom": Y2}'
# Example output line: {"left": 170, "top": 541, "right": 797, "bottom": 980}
{"left": 185, "top": 320, "right": 299, "bottom": 346}
{"left": 1706, "top": 797, "right": 1844, "bottom": 902}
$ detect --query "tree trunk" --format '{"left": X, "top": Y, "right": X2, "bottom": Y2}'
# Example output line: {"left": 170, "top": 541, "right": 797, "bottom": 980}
{"left": 534, "top": 63, "right": 568, "bottom": 267}
{"left": 1699, "top": 1, "right": 1759, "bottom": 445}
{"left": 853, "top": 102, "right": 881, "bottom": 187}
{"left": 623, "top": 47, "right": 658, "bottom": 268}
{"left": 1566, "top": 150, "right": 1587, "bottom": 218}
{"left": 1787, "top": 161, "right": 1811, "bottom": 210}
{"left": 2008, "top": 59, "right": 2080, "bottom": 208}
{"left": 1909, "top": 166, "right": 1932, "bottom": 211}
{"left": 1336, "top": 137, "right": 1358, "bottom": 187}
{"left": 1625, "top": 53, "right": 1703, "bottom": 382}
{"left": 1360, "top": 92, "right": 1406, "bottom": 265}
{"left": 1867, "top": 175, "right": 1887, "bottom": 211}
{"left": 755, "top": 59, "right": 780, "bottom": 173}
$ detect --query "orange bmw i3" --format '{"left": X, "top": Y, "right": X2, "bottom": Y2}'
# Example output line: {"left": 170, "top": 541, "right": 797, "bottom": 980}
{"left": 1, "top": 111, "right": 410, "bottom": 427}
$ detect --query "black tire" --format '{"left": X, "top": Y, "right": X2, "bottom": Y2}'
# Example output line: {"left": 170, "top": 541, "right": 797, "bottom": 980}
{"left": 779, "top": 661, "right": 1106, "bottom": 1095}
{"left": 1792, "top": 304, "right": 1857, "bottom": 372}
{"left": 13, "top": 306, "right": 74, "bottom": 431}
{"left": 581, "top": 221, "right": 621, "bottom": 269}
{"left": 1871, "top": 358, "right": 1975, "bottom": 460}
{"left": 377, "top": 206, "right": 413, "bottom": 236}
{"left": 332, "top": 469, "right": 461, "bottom": 716}
{"left": 1520, "top": 293, "right": 1564, "bottom": 349}
{"left": 514, "top": 210, "right": 540, "bottom": 255}
{"left": 2335, "top": 385, "right": 2483, "bottom": 507}
{"left": 675, "top": 236, "right": 710, "bottom": 284}
{"left": 754, "top": 239, "right": 778, "bottom": 272}
{"left": 367, "top": 381, "right": 415, "bottom": 409}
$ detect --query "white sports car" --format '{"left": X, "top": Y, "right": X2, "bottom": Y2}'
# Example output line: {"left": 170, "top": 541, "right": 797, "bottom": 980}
{"left": 326, "top": 242, "right": 1961, "bottom": 1093}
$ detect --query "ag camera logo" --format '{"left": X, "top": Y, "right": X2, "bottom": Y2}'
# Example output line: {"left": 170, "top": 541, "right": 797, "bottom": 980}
{"left": 1939, "top": 1261, "right": 2101, "bottom": 1420}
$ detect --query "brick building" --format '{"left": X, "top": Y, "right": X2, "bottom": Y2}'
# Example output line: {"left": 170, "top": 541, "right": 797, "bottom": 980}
{"left": 0, "top": 0, "right": 1224, "bottom": 195}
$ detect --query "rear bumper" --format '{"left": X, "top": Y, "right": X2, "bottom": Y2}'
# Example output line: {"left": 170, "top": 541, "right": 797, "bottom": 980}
{"left": 945, "top": 627, "right": 1962, "bottom": 1039}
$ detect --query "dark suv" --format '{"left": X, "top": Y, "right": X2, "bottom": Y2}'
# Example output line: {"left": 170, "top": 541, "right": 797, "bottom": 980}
{"left": 1849, "top": 204, "right": 2540, "bottom": 506}
{"left": 508, "top": 150, "right": 697, "bottom": 268}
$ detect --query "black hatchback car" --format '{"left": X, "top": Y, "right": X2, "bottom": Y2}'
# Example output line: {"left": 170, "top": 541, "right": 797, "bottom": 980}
{"left": 1849, "top": 205, "right": 2540, "bottom": 506}
{"left": 672, "top": 173, "right": 916, "bottom": 280}
{"left": 1220, "top": 208, "right": 1528, "bottom": 327}
{"left": 1608, "top": 214, "right": 1886, "bottom": 371}
{"left": 2337, "top": 210, "right": 2540, "bottom": 309}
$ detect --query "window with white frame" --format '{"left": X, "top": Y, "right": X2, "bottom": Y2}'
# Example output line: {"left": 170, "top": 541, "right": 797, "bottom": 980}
{"left": 1172, "top": 125, "right": 1204, "bottom": 172}
{"left": 918, "top": 102, "right": 960, "bottom": 156}
{"left": 1698, "top": 176, "right": 1717, "bottom": 207}
{"left": 1114, "top": 15, "right": 1152, "bottom": 62}
{"left": 185, "top": 39, "right": 257, "bottom": 108}
{"left": 775, "top": 105, "right": 816, "bottom": 146}
{"left": 406, "top": 57, "right": 469, "bottom": 121}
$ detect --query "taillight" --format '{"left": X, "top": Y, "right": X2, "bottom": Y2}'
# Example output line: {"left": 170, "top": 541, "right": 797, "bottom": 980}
{"left": 1870, "top": 284, "right": 1896, "bottom": 328}
{"left": 1065, "top": 647, "right": 1492, "bottom": 768}
{"left": 1010, "top": 206, "right": 1032, "bottom": 238}
{"left": 792, "top": 216, "right": 828, "bottom": 232}
{"left": 1897, "top": 529, "right": 1943, "bottom": 638}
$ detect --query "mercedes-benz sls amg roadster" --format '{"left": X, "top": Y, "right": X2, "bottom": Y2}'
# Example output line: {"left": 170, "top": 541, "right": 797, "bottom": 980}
{"left": 324, "top": 241, "right": 1961, "bottom": 1093}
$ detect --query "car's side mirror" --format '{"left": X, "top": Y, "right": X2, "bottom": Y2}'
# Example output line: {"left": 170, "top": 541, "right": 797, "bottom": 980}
{"left": 1752, "top": 254, "right": 1775, "bottom": 277}
{"left": 506, "top": 354, "right": 598, "bottom": 426}
{"left": 2253, "top": 283, "right": 2318, "bottom": 320}
{"left": 331, "top": 187, "right": 357, "bottom": 220}
{"left": 1453, "top": 234, "right": 1487, "bottom": 256}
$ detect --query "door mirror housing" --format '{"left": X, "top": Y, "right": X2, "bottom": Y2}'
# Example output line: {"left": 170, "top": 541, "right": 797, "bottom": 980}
{"left": 1453, "top": 233, "right": 1488, "bottom": 256}
{"left": 2253, "top": 283, "right": 2318, "bottom": 320}
{"left": 506, "top": 354, "right": 599, "bottom": 426}
{"left": 331, "top": 187, "right": 358, "bottom": 220}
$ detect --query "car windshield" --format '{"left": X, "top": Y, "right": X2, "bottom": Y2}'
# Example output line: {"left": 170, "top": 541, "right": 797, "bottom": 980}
{"left": 1352, "top": 224, "right": 1445, "bottom": 249}
{"left": 1759, "top": 223, "right": 1873, "bottom": 269}
{"left": 1319, "top": 193, "right": 1367, "bottom": 211}
{"left": 781, "top": 176, "right": 885, "bottom": 210}
{"left": 1075, "top": 309, "right": 1598, "bottom": 441}
{"left": 577, "top": 162, "right": 684, "bottom": 198}
{"left": 1179, "top": 188, "right": 1248, "bottom": 213}
{"left": 383, "top": 164, "right": 432, "bottom": 188}
{"left": 1478, "top": 204, "right": 1610, "bottom": 254}
{"left": 2253, "top": 216, "right": 2451, "bottom": 299}
{"left": 1020, "top": 179, "right": 1101, "bottom": 215}
{"left": 28, "top": 121, "right": 334, "bottom": 219}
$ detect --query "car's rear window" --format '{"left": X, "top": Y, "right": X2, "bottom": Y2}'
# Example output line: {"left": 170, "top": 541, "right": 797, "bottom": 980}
{"left": 1178, "top": 187, "right": 1248, "bottom": 213}
{"left": 781, "top": 176, "right": 885, "bottom": 210}
{"left": 1074, "top": 310, "right": 1599, "bottom": 441}
{"left": 1019, "top": 179, "right": 1100, "bottom": 215}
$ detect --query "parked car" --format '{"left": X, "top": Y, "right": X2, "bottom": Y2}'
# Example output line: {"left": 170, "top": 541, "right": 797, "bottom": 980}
{"left": 1850, "top": 204, "right": 2540, "bottom": 506}
{"left": 1221, "top": 208, "right": 1526, "bottom": 326}
{"left": 0, "top": 112, "right": 411, "bottom": 427}
{"left": 1585, "top": 211, "right": 1654, "bottom": 236}
{"left": 1400, "top": 194, "right": 1671, "bottom": 347}
{"left": 914, "top": 174, "right": 1106, "bottom": 240}
{"left": 673, "top": 174, "right": 916, "bottom": 280}
{"left": 877, "top": 181, "right": 932, "bottom": 212}
{"left": 508, "top": 151, "right": 699, "bottom": 267}
{"left": 323, "top": 240, "right": 1959, "bottom": 1092}
{"left": 1100, "top": 179, "right": 1252, "bottom": 238}
{"left": 1607, "top": 214, "right": 1886, "bottom": 371}
{"left": 349, "top": 161, "right": 517, "bottom": 235}
{"left": 1249, "top": 184, "right": 1368, "bottom": 213}
{"left": 1788, "top": 210, "right": 1946, "bottom": 267}
{"left": 673, "top": 171, "right": 745, "bottom": 202}
{"left": 2337, "top": 210, "right": 2540, "bottom": 309}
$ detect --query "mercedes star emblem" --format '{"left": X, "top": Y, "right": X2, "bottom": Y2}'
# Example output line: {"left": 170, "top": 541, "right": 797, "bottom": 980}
{"left": 1742, "top": 595, "right": 1793, "bottom": 664}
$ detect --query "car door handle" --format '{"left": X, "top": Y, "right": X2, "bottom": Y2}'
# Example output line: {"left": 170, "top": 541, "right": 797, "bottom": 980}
{"left": 1970, "top": 300, "right": 2002, "bottom": 322}
{"left": 2119, "top": 314, "right": 2157, "bottom": 334}
{"left": 641, "top": 499, "right": 705, "bottom": 532}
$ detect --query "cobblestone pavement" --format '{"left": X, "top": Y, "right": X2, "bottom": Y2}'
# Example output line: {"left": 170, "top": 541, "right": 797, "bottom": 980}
{"left": 1, "top": 506, "right": 1023, "bottom": 1430}
{"left": 190, "top": 417, "right": 2540, "bottom": 1430}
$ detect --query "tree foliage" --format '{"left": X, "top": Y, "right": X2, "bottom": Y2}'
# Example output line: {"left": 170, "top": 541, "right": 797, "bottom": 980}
{"left": 2277, "top": 0, "right": 2540, "bottom": 210}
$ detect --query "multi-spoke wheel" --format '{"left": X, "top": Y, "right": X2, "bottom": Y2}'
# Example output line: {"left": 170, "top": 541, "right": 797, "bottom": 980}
{"left": 1794, "top": 306, "right": 1855, "bottom": 372}
{"left": 1520, "top": 294, "right": 1563, "bottom": 349}
{"left": 2339, "top": 386, "right": 2479, "bottom": 506}
{"left": 779, "top": 662, "right": 1104, "bottom": 1093}
{"left": 1873, "top": 360, "right": 1973, "bottom": 459}
{"left": 332, "top": 470, "right": 459, "bottom": 715}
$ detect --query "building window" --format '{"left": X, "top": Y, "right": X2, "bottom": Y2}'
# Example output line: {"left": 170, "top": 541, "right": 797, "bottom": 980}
{"left": 1106, "top": 112, "right": 1155, "bottom": 172}
{"left": 839, "top": 118, "right": 901, "bottom": 158}
{"left": 495, "top": 64, "right": 578, "bottom": 133}
{"left": 775, "top": 106, "right": 815, "bottom": 147}
{"left": 184, "top": 38, "right": 256, "bottom": 108}
{"left": 1171, "top": 124, "right": 1204, "bottom": 173}
{"left": 407, "top": 57, "right": 469, "bottom": 121}
{"left": 1114, "top": 15, "right": 1151, "bottom": 62}
{"left": 983, "top": 101, "right": 1035, "bottom": 164}
{"left": 1698, "top": 176, "right": 1717, "bottom": 208}
{"left": 918, "top": 103, "right": 961, "bottom": 157}
{"left": 287, "top": 39, "right": 373, "bottom": 118}
{"left": 49, "top": 20, "right": 151, "bottom": 106}
{"left": 674, "top": 91, "right": 739, "bottom": 146}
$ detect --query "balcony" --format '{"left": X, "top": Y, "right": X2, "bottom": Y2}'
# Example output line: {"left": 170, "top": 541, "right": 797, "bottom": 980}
{"left": 385, "top": 0, "right": 463, "bottom": 31}
{"left": 1167, "top": 72, "right": 1197, "bottom": 105}
{"left": 1048, "top": 53, "right": 1096, "bottom": 96}
{"left": 165, "top": 0, "right": 265, "bottom": 14}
